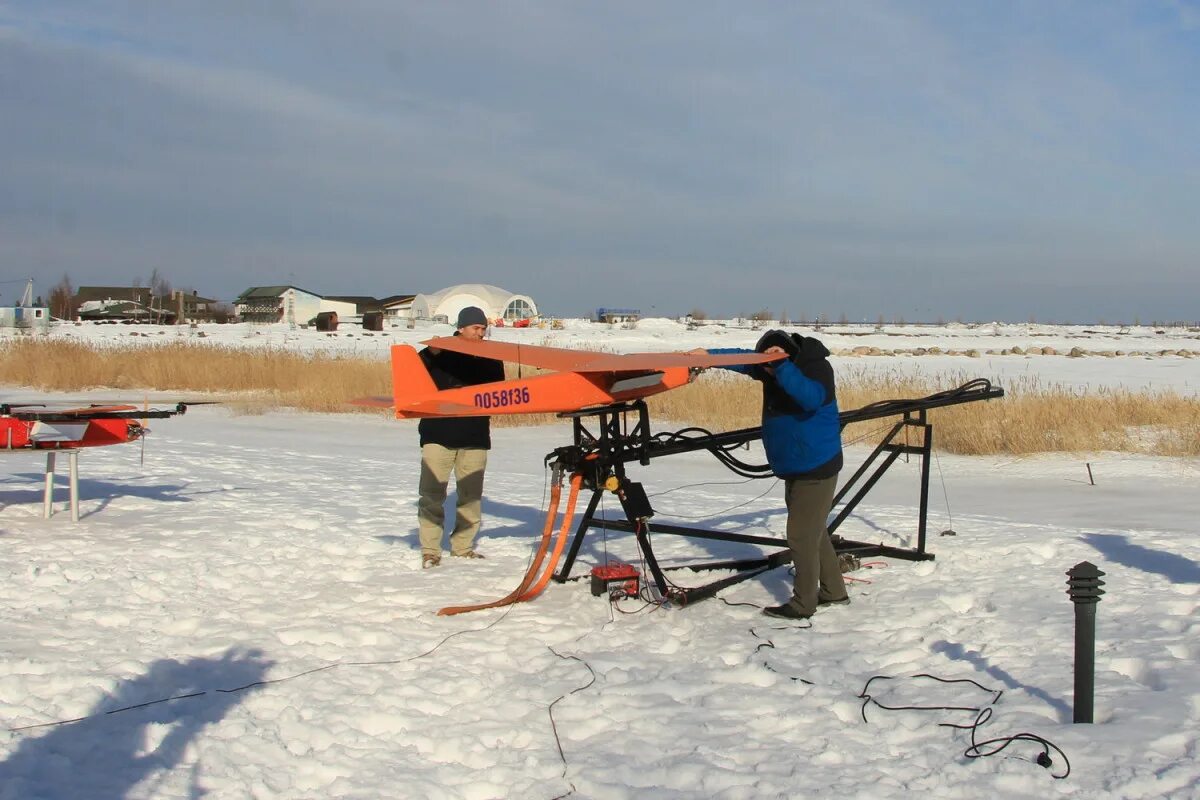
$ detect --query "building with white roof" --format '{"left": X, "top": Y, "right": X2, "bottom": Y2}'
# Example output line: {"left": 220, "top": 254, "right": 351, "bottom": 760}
{"left": 409, "top": 284, "right": 537, "bottom": 324}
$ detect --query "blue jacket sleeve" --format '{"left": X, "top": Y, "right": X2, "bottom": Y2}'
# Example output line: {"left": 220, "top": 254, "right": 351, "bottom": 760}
{"left": 772, "top": 360, "right": 829, "bottom": 411}
{"left": 706, "top": 347, "right": 753, "bottom": 375}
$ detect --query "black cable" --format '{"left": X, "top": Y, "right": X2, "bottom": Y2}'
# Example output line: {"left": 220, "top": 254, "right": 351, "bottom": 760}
{"left": 851, "top": 379, "right": 995, "bottom": 418}
{"left": 10, "top": 480, "right": 570, "bottom": 733}
{"left": 217, "top": 602, "right": 521, "bottom": 696}
{"left": 647, "top": 479, "right": 779, "bottom": 521}
{"left": 747, "top": 625, "right": 814, "bottom": 683}
{"left": 645, "top": 477, "right": 757, "bottom": 498}
{"left": 8, "top": 691, "right": 210, "bottom": 733}
{"left": 858, "top": 673, "right": 1002, "bottom": 723}
{"left": 7, "top": 604, "right": 520, "bottom": 734}
{"left": 857, "top": 672, "right": 1070, "bottom": 779}
{"left": 841, "top": 420, "right": 897, "bottom": 448}
{"left": 630, "top": 523, "right": 673, "bottom": 608}
{"left": 717, "top": 596, "right": 764, "bottom": 610}
{"left": 545, "top": 645, "right": 598, "bottom": 800}
{"left": 933, "top": 449, "right": 955, "bottom": 534}
{"left": 650, "top": 427, "right": 773, "bottom": 478}
{"left": 955, "top": 712, "right": 1070, "bottom": 779}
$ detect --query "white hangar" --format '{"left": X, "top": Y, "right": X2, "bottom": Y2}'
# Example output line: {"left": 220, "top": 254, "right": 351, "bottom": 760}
{"left": 410, "top": 284, "right": 537, "bottom": 324}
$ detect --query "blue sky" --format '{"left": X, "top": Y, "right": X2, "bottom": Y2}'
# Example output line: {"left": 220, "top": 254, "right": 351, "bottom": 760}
{"left": 2, "top": 1, "right": 1198, "bottom": 321}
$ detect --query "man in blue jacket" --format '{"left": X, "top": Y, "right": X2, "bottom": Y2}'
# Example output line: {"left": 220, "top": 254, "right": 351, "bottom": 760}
{"left": 706, "top": 330, "right": 850, "bottom": 619}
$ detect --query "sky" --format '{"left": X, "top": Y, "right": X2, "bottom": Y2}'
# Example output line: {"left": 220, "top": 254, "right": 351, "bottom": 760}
{"left": 2, "top": 1, "right": 1199, "bottom": 323}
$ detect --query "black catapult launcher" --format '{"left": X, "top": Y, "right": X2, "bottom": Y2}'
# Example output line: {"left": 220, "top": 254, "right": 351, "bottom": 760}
{"left": 545, "top": 379, "right": 1004, "bottom": 606}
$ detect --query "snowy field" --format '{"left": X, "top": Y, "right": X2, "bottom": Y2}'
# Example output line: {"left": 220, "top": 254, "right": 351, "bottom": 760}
{"left": 2, "top": 321, "right": 1199, "bottom": 799}
{"left": 26, "top": 317, "right": 1200, "bottom": 395}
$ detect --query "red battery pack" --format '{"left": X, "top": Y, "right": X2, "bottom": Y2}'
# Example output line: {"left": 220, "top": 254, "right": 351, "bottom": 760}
{"left": 590, "top": 563, "right": 640, "bottom": 597}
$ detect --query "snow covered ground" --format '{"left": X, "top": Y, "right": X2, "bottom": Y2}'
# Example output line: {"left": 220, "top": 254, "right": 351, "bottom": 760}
{"left": 29, "top": 316, "right": 1200, "bottom": 395}
{"left": 2, "top": 322, "right": 1199, "bottom": 798}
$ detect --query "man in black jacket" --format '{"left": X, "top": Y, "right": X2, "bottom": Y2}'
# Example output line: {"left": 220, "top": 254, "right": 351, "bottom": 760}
{"left": 416, "top": 306, "right": 505, "bottom": 569}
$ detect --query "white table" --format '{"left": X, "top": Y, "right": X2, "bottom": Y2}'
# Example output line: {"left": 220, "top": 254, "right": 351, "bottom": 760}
{"left": 2, "top": 448, "right": 80, "bottom": 521}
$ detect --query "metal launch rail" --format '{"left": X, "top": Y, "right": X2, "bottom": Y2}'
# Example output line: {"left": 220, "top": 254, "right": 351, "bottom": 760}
{"left": 545, "top": 379, "right": 1005, "bottom": 605}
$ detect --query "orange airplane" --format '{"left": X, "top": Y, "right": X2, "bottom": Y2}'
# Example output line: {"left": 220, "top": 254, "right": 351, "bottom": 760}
{"left": 357, "top": 337, "right": 785, "bottom": 418}
{"left": 355, "top": 338, "right": 785, "bottom": 615}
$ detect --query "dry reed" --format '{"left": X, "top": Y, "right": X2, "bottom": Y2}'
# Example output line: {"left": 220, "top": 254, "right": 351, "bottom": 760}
{"left": 0, "top": 338, "right": 390, "bottom": 414}
{"left": 652, "top": 369, "right": 1200, "bottom": 456}
{"left": 2, "top": 338, "right": 1196, "bottom": 456}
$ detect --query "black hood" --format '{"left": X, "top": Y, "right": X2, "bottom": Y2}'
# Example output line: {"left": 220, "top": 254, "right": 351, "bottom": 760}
{"left": 755, "top": 330, "right": 837, "bottom": 423}
{"left": 754, "top": 329, "right": 830, "bottom": 362}
{"left": 791, "top": 334, "right": 830, "bottom": 362}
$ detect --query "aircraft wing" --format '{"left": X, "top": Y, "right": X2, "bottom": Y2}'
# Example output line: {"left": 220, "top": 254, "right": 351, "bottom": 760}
{"left": 349, "top": 396, "right": 394, "bottom": 409}
{"left": 347, "top": 394, "right": 480, "bottom": 416}
{"left": 400, "top": 399, "right": 489, "bottom": 417}
{"left": 420, "top": 338, "right": 605, "bottom": 371}
{"left": 420, "top": 337, "right": 785, "bottom": 372}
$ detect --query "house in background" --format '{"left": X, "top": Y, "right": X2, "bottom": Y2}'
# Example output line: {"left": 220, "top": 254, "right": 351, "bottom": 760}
{"left": 301, "top": 293, "right": 417, "bottom": 324}
{"left": 380, "top": 294, "right": 416, "bottom": 319}
{"left": 233, "top": 286, "right": 356, "bottom": 325}
{"left": 410, "top": 284, "right": 537, "bottom": 324}
{"left": 75, "top": 286, "right": 174, "bottom": 323}
{"left": 77, "top": 300, "right": 163, "bottom": 323}
{"left": 168, "top": 289, "right": 220, "bottom": 322}
{"left": 324, "top": 295, "right": 383, "bottom": 315}
{"left": 72, "top": 286, "right": 220, "bottom": 323}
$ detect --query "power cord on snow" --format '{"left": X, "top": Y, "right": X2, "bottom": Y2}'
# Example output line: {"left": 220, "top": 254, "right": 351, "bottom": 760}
{"left": 8, "top": 472, "right": 569, "bottom": 734}
{"left": 952, "top": 706, "right": 1070, "bottom": 778}
{"left": 857, "top": 673, "right": 1070, "bottom": 779}
{"left": 748, "top": 625, "right": 814, "bottom": 684}
{"left": 716, "top": 593, "right": 1069, "bottom": 781}
{"left": 546, "top": 645, "right": 598, "bottom": 800}
{"left": 7, "top": 598, "right": 524, "bottom": 734}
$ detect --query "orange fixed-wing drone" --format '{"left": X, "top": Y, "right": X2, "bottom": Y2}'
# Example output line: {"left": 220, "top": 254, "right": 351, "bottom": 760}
{"left": 356, "top": 337, "right": 785, "bottom": 615}
{"left": 357, "top": 337, "right": 785, "bottom": 418}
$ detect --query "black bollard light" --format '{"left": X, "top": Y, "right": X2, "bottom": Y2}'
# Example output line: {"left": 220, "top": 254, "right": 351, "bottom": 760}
{"left": 1067, "top": 561, "right": 1106, "bottom": 723}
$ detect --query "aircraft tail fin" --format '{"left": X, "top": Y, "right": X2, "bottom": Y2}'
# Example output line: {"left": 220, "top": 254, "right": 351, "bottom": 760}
{"left": 391, "top": 344, "right": 438, "bottom": 415}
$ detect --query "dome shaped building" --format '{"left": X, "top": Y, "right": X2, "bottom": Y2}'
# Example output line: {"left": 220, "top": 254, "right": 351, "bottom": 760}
{"left": 410, "top": 284, "right": 537, "bottom": 324}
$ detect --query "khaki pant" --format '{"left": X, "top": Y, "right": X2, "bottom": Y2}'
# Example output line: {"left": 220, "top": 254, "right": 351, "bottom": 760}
{"left": 418, "top": 444, "right": 488, "bottom": 556}
{"left": 784, "top": 475, "right": 848, "bottom": 616}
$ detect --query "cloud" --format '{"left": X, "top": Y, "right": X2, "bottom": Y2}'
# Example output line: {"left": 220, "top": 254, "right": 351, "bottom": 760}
{"left": 2, "top": 3, "right": 1198, "bottom": 321}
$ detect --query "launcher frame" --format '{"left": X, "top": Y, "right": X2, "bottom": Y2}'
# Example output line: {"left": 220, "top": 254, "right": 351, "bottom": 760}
{"left": 546, "top": 381, "right": 1004, "bottom": 605}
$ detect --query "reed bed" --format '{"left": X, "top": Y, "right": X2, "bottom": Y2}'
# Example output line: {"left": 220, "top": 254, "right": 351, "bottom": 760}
{"left": 2, "top": 339, "right": 1197, "bottom": 455}
{"left": 0, "top": 338, "right": 390, "bottom": 414}
{"left": 653, "top": 369, "right": 1200, "bottom": 456}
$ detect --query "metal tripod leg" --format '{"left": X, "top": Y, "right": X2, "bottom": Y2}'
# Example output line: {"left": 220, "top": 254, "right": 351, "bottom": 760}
{"left": 554, "top": 488, "right": 603, "bottom": 582}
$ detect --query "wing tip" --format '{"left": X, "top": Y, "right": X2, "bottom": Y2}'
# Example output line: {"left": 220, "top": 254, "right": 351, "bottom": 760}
{"left": 350, "top": 396, "right": 395, "bottom": 409}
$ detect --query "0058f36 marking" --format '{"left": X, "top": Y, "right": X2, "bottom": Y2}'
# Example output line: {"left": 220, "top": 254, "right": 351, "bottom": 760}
{"left": 473, "top": 387, "right": 532, "bottom": 409}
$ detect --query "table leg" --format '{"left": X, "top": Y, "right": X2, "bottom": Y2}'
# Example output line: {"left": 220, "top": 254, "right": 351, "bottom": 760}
{"left": 43, "top": 451, "right": 57, "bottom": 519}
{"left": 69, "top": 450, "right": 80, "bottom": 522}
